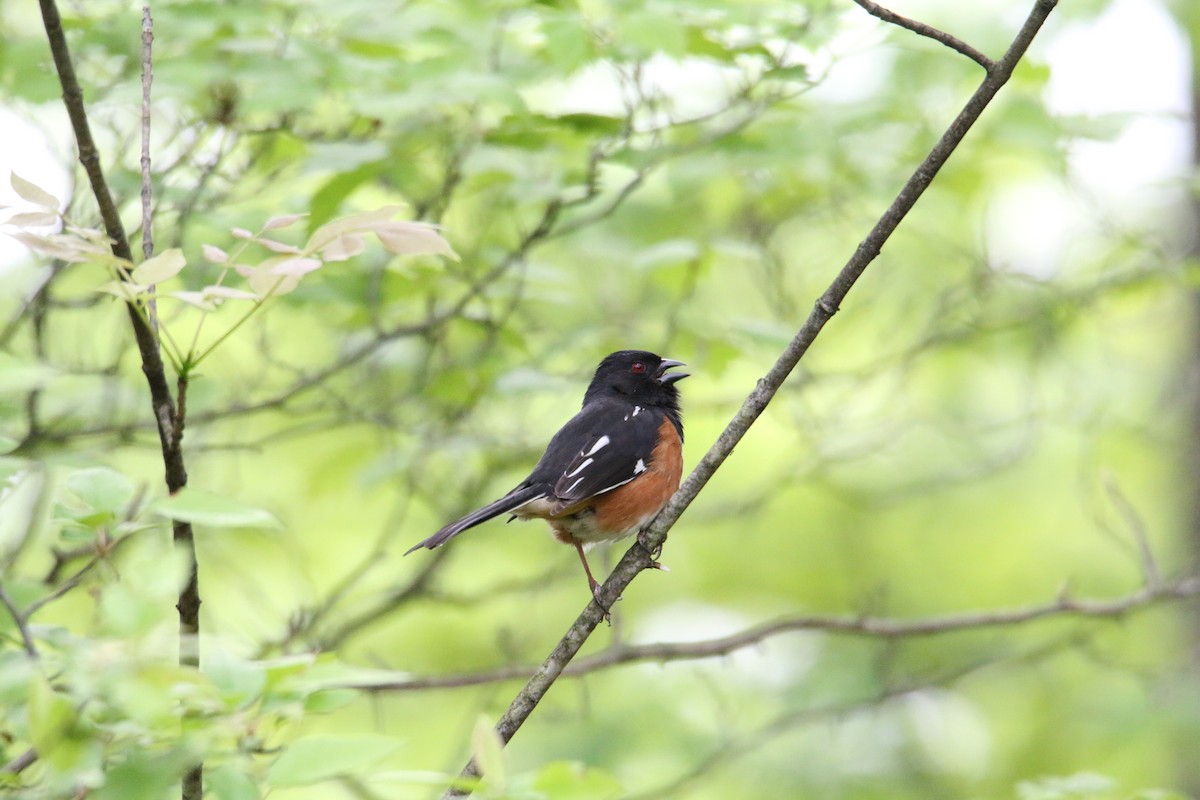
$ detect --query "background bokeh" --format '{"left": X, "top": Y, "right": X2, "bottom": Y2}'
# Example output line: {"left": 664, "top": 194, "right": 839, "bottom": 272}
{"left": 1, "top": 0, "right": 1198, "bottom": 798}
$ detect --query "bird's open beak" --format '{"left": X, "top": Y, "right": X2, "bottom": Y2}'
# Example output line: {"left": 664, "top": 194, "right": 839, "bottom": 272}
{"left": 656, "top": 358, "right": 689, "bottom": 384}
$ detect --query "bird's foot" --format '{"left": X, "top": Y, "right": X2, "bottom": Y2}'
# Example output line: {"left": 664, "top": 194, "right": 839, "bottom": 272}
{"left": 637, "top": 529, "right": 664, "bottom": 561}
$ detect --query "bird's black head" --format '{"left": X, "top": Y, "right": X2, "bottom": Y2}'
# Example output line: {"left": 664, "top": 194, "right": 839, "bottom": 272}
{"left": 583, "top": 350, "right": 688, "bottom": 434}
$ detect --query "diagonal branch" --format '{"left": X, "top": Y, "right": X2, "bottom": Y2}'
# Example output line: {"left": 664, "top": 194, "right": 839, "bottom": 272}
{"left": 441, "top": 0, "right": 1059, "bottom": 795}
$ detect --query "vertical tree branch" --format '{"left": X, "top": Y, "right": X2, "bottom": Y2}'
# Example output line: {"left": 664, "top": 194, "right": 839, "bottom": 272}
{"left": 141, "top": 6, "right": 159, "bottom": 332}
{"left": 442, "top": 0, "right": 1059, "bottom": 795}
{"left": 37, "top": 2, "right": 202, "bottom": 798}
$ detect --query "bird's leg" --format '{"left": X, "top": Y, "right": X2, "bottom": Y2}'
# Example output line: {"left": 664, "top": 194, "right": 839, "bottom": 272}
{"left": 574, "top": 540, "right": 601, "bottom": 597}
{"left": 573, "top": 541, "right": 612, "bottom": 622}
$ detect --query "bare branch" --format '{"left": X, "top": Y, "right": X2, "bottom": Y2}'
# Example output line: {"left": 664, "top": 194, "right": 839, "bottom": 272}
{"left": 354, "top": 575, "right": 1198, "bottom": 693}
{"left": 1, "top": 747, "right": 38, "bottom": 775}
{"left": 441, "top": 1, "right": 1060, "bottom": 794}
{"left": 851, "top": 0, "right": 995, "bottom": 71}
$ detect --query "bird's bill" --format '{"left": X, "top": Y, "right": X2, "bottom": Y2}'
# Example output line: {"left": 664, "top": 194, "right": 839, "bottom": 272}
{"left": 656, "top": 358, "right": 689, "bottom": 384}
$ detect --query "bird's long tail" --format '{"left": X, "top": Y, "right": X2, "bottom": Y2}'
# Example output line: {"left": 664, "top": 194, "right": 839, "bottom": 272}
{"left": 404, "top": 485, "right": 545, "bottom": 554}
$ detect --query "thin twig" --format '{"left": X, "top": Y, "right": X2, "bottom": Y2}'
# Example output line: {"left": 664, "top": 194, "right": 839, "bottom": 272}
{"left": 141, "top": 6, "right": 157, "bottom": 332}
{"left": 1104, "top": 472, "right": 1161, "bottom": 589}
{"left": 851, "top": 0, "right": 995, "bottom": 71}
{"left": 0, "top": 583, "right": 37, "bottom": 658}
{"left": 1, "top": 747, "right": 38, "bottom": 775}
{"left": 441, "top": 1, "right": 1059, "bottom": 795}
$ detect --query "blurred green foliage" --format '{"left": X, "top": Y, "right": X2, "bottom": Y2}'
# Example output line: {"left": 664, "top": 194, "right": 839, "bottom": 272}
{"left": 0, "top": 0, "right": 1196, "bottom": 798}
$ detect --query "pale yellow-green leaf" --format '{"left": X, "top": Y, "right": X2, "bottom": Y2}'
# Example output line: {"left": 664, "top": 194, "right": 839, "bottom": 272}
{"left": 10, "top": 172, "right": 60, "bottom": 209}
{"left": 268, "top": 257, "right": 322, "bottom": 276}
{"left": 202, "top": 244, "right": 229, "bottom": 263}
{"left": 319, "top": 232, "right": 365, "bottom": 262}
{"left": 5, "top": 210, "right": 59, "bottom": 227}
{"left": 168, "top": 291, "right": 217, "bottom": 310}
{"left": 264, "top": 212, "right": 308, "bottom": 230}
{"left": 242, "top": 257, "right": 303, "bottom": 297}
{"left": 375, "top": 221, "right": 458, "bottom": 260}
{"left": 131, "top": 248, "right": 186, "bottom": 284}
{"left": 9, "top": 230, "right": 91, "bottom": 262}
{"left": 94, "top": 280, "right": 149, "bottom": 301}
{"left": 304, "top": 204, "right": 406, "bottom": 252}
{"left": 256, "top": 237, "right": 303, "bottom": 255}
{"left": 203, "top": 285, "right": 257, "bottom": 301}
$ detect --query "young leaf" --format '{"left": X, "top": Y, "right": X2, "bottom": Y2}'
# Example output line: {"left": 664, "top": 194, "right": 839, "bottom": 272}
{"left": 203, "top": 285, "right": 257, "bottom": 300}
{"left": 168, "top": 285, "right": 257, "bottom": 310}
{"left": 10, "top": 172, "right": 60, "bottom": 209}
{"left": 10, "top": 230, "right": 95, "bottom": 262}
{"left": 268, "top": 257, "right": 322, "bottom": 277}
{"left": 304, "top": 204, "right": 406, "bottom": 252}
{"left": 130, "top": 248, "right": 186, "bottom": 285}
{"left": 241, "top": 258, "right": 303, "bottom": 297}
{"left": 95, "top": 280, "right": 149, "bottom": 302}
{"left": 264, "top": 212, "right": 308, "bottom": 230}
{"left": 202, "top": 244, "right": 229, "bottom": 263}
{"left": 168, "top": 291, "right": 217, "bottom": 311}
{"left": 319, "top": 232, "right": 365, "bottom": 262}
{"left": 232, "top": 227, "right": 255, "bottom": 240}
{"left": 255, "top": 237, "right": 303, "bottom": 255}
{"left": 374, "top": 221, "right": 459, "bottom": 260}
{"left": 5, "top": 210, "right": 60, "bottom": 227}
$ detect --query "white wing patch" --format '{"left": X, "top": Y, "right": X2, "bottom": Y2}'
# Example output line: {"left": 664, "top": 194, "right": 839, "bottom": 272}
{"left": 583, "top": 435, "right": 610, "bottom": 457}
{"left": 634, "top": 458, "right": 647, "bottom": 474}
{"left": 633, "top": 405, "right": 642, "bottom": 416}
{"left": 565, "top": 457, "right": 594, "bottom": 478}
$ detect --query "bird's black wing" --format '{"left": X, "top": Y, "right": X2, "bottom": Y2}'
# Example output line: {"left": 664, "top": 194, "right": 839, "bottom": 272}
{"left": 527, "top": 399, "right": 663, "bottom": 508}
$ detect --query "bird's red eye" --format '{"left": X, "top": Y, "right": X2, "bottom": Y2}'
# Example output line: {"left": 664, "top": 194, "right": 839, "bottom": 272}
{"left": 631, "top": 362, "right": 647, "bottom": 374}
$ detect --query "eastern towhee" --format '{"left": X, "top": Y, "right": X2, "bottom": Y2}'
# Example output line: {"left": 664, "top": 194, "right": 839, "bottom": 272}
{"left": 406, "top": 350, "right": 688, "bottom": 601}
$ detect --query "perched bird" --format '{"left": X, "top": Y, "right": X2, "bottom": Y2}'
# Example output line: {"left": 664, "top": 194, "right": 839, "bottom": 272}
{"left": 406, "top": 350, "right": 688, "bottom": 601}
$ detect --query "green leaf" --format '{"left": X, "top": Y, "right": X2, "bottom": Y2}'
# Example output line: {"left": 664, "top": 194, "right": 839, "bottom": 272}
{"left": 208, "top": 765, "right": 262, "bottom": 800}
{"left": 1016, "top": 772, "right": 1117, "bottom": 800}
{"left": 65, "top": 467, "right": 134, "bottom": 514}
{"left": 152, "top": 489, "right": 281, "bottom": 529}
{"left": 471, "top": 715, "right": 506, "bottom": 792}
{"left": 130, "top": 248, "right": 186, "bottom": 284}
{"left": 205, "top": 649, "right": 268, "bottom": 710}
{"left": 303, "top": 688, "right": 358, "bottom": 713}
{"left": 0, "top": 353, "right": 59, "bottom": 394}
{"left": 28, "top": 675, "right": 74, "bottom": 758}
{"left": 531, "top": 761, "right": 624, "bottom": 800}
{"left": 267, "top": 735, "right": 405, "bottom": 787}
